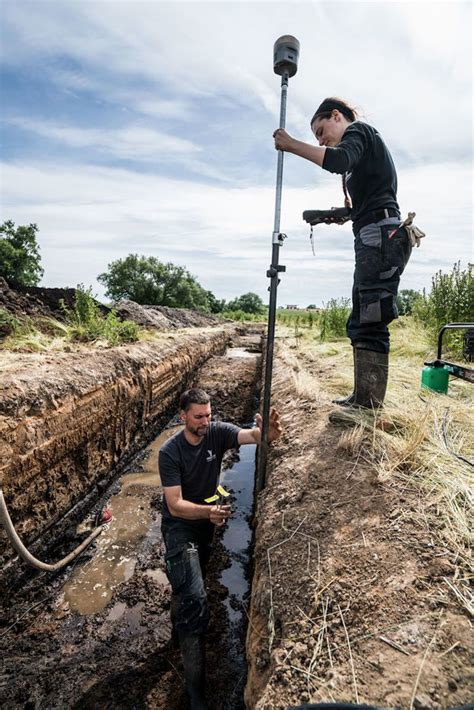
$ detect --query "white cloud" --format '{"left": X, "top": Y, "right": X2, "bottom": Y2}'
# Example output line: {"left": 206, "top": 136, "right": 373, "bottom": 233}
{"left": 2, "top": 2, "right": 472, "bottom": 159}
{"left": 7, "top": 117, "right": 201, "bottom": 160}
{"left": 2, "top": 158, "right": 471, "bottom": 306}
{"left": 1, "top": 1, "right": 471, "bottom": 305}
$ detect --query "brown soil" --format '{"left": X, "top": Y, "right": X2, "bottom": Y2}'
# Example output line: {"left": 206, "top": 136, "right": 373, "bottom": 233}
{"left": 115, "top": 299, "right": 222, "bottom": 330}
{"left": 246, "top": 341, "right": 472, "bottom": 709}
{"left": 1, "top": 323, "right": 472, "bottom": 710}
{"left": 0, "top": 279, "right": 222, "bottom": 343}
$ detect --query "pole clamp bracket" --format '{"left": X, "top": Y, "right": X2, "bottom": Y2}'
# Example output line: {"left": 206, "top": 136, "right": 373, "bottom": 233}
{"left": 272, "top": 231, "right": 287, "bottom": 245}
{"left": 267, "top": 265, "right": 286, "bottom": 278}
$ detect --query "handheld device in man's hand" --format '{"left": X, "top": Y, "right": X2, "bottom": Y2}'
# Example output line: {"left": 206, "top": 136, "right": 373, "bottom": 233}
{"left": 205, "top": 484, "right": 231, "bottom": 507}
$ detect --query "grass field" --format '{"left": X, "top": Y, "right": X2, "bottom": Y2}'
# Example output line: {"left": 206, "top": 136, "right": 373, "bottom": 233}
{"left": 275, "top": 316, "right": 474, "bottom": 615}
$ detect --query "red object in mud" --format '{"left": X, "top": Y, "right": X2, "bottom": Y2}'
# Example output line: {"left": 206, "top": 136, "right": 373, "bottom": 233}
{"left": 101, "top": 508, "right": 112, "bottom": 523}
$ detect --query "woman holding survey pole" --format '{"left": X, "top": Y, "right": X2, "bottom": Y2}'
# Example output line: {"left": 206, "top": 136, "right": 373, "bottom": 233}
{"left": 274, "top": 97, "right": 416, "bottom": 409}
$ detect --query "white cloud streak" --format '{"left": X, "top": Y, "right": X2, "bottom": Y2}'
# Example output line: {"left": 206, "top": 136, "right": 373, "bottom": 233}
{"left": 7, "top": 117, "right": 200, "bottom": 160}
{"left": 2, "top": 158, "right": 471, "bottom": 306}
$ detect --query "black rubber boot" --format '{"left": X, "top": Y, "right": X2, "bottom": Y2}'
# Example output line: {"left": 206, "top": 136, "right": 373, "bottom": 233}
{"left": 352, "top": 348, "right": 388, "bottom": 409}
{"left": 180, "top": 634, "right": 208, "bottom": 710}
{"left": 332, "top": 392, "right": 355, "bottom": 407}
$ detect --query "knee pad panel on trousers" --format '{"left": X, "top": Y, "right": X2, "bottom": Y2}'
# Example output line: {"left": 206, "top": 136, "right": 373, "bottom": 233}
{"left": 358, "top": 288, "right": 398, "bottom": 326}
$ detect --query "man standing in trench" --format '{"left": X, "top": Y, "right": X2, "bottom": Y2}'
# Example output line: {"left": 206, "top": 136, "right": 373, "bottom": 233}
{"left": 159, "top": 387, "right": 282, "bottom": 709}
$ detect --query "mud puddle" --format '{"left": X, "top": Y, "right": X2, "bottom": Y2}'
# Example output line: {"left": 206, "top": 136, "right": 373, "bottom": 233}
{"left": 63, "top": 426, "right": 181, "bottom": 615}
{"left": 225, "top": 347, "right": 258, "bottom": 359}
{"left": 220, "top": 443, "right": 256, "bottom": 622}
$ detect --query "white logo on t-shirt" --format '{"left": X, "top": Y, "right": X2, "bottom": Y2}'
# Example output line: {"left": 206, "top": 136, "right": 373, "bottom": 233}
{"left": 206, "top": 450, "right": 216, "bottom": 462}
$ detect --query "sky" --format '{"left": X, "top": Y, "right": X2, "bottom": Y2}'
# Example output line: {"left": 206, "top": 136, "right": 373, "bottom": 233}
{"left": 1, "top": 0, "right": 472, "bottom": 307}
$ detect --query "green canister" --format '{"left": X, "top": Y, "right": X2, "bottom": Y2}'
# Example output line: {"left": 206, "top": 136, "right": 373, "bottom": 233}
{"left": 421, "top": 365, "right": 449, "bottom": 394}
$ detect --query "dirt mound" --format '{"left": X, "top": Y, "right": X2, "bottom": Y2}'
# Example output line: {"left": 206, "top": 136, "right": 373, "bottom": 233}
{"left": 0, "top": 279, "right": 110, "bottom": 338}
{"left": 115, "top": 299, "right": 221, "bottom": 330}
{"left": 0, "top": 281, "right": 221, "bottom": 339}
{"left": 0, "top": 277, "right": 77, "bottom": 321}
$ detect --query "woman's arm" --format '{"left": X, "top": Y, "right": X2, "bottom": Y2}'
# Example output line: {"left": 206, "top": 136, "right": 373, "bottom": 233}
{"left": 274, "top": 129, "right": 326, "bottom": 167}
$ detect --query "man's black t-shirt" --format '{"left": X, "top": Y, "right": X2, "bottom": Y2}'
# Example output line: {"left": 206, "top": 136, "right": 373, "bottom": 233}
{"left": 322, "top": 121, "right": 400, "bottom": 231}
{"left": 159, "top": 421, "right": 240, "bottom": 525}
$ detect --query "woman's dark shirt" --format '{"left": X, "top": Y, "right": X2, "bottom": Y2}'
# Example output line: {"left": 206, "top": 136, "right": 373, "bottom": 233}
{"left": 322, "top": 121, "right": 400, "bottom": 230}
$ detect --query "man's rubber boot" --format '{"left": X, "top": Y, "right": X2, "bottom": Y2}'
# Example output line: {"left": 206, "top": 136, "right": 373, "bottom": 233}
{"left": 332, "top": 349, "right": 355, "bottom": 406}
{"left": 180, "top": 634, "right": 208, "bottom": 710}
{"left": 353, "top": 348, "right": 388, "bottom": 408}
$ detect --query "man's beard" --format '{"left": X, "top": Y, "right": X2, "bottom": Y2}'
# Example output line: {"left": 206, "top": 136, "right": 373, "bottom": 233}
{"left": 190, "top": 424, "right": 209, "bottom": 437}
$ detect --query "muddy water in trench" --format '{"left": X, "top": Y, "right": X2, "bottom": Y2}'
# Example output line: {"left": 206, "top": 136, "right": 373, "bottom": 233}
{"left": 63, "top": 426, "right": 182, "bottom": 614}
{"left": 216, "top": 441, "right": 256, "bottom": 706}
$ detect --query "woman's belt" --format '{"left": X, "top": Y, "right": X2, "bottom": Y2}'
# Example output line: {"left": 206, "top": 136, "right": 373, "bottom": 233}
{"left": 353, "top": 208, "right": 400, "bottom": 233}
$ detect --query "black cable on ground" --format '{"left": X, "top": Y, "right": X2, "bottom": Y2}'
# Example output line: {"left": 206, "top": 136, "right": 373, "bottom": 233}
{"left": 441, "top": 408, "right": 474, "bottom": 467}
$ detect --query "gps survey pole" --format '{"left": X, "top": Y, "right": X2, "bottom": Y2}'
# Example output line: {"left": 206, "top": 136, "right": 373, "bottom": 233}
{"left": 256, "top": 35, "right": 300, "bottom": 494}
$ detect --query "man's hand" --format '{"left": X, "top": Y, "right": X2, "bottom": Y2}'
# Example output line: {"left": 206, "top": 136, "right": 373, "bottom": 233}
{"left": 256, "top": 407, "right": 283, "bottom": 443}
{"left": 237, "top": 407, "right": 283, "bottom": 445}
{"left": 273, "top": 128, "right": 295, "bottom": 152}
{"left": 209, "top": 504, "right": 231, "bottom": 527}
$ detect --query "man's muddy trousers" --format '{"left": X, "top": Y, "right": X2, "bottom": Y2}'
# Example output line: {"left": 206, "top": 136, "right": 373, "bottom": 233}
{"left": 162, "top": 518, "right": 214, "bottom": 638}
{"left": 347, "top": 218, "right": 412, "bottom": 354}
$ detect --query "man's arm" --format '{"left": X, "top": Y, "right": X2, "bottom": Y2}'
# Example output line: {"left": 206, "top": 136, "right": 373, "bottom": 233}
{"left": 163, "top": 485, "right": 230, "bottom": 526}
{"left": 237, "top": 407, "right": 282, "bottom": 445}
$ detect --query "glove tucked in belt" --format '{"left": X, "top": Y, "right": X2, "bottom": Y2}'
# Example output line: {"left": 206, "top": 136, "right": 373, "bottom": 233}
{"left": 389, "top": 211, "right": 426, "bottom": 247}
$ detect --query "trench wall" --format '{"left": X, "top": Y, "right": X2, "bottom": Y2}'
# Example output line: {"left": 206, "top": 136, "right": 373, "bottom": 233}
{"left": 245, "top": 353, "right": 290, "bottom": 708}
{"left": 0, "top": 328, "right": 231, "bottom": 559}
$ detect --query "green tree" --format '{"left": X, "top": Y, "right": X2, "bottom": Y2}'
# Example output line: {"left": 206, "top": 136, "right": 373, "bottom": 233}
{"left": 98, "top": 254, "right": 210, "bottom": 311}
{"left": 319, "top": 297, "right": 351, "bottom": 341}
{"left": 412, "top": 262, "right": 473, "bottom": 352}
{"left": 206, "top": 290, "right": 226, "bottom": 314}
{"left": 226, "top": 292, "right": 265, "bottom": 314}
{"left": 0, "top": 220, "right": 44, "bottom": 286}
{"left": 396, "top": 289, "right": 423, "bottom": 315}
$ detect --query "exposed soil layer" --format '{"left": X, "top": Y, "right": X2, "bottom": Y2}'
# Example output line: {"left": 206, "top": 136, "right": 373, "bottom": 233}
{"left": 0, "top": 327, "right": 232, "bottom": 561}
{"left": 0, "top": 342, "right": 261, "bottom": 709}
{"left": 246, "top": 341, "right": 472, "bottom": 709}
{"left": 197, "top": 339, "right": 262, "bottom": 423}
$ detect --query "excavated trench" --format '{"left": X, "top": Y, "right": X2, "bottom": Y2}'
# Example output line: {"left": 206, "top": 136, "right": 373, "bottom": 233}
{"left": 0, "top": 328, "right": 264, "bottom": 709}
